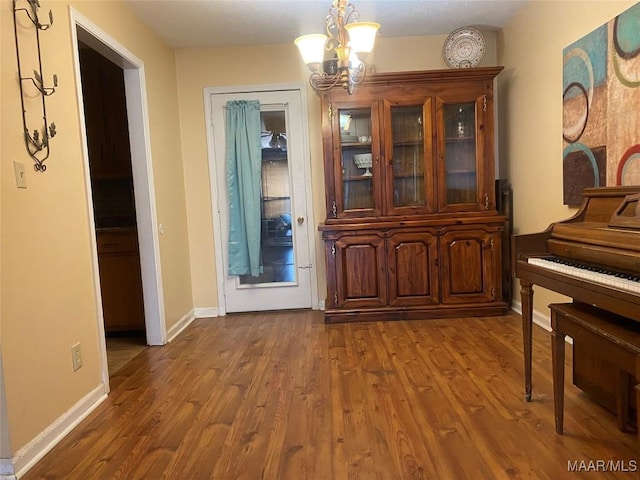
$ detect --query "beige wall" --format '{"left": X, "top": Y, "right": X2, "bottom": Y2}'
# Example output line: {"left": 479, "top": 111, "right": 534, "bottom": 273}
{"left": 499, "top": 0, "right": 637, "bottom": 320}
{"left": 1, "top": 0, "right": 191, "bottom": 454}
{"left": 176, "top": 32, "right": 499, "bottom": 310}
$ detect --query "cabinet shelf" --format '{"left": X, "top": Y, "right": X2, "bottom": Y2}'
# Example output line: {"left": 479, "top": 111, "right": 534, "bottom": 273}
{"left": 342, "top": 142, "right": 371, "bottom": 148}
{"left": 344, "top": 175, "right": 374, "bottom": 181}
{"left": 446, "top": 169, "right": 476, "bottom": 175}
{"left": 394, "top": 173, "right": 425, "bottom": 179}
{"left": 393, "top": 139, "right": 423, "bottom": 147}
{"left": 445, "top": 135, "right": 475, "bottom": 141}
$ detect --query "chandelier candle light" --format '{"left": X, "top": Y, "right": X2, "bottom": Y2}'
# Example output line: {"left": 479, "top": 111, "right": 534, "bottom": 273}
{"left": 294, "top": 0, "right": 380, "bottom": 94}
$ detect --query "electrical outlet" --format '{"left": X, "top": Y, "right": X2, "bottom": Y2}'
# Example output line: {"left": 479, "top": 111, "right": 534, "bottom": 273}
{"left": 13, "top": 161, "right": 26, "bottom": 188}
{"left": 71, "top": 343, "right": 82, "bottom": 371}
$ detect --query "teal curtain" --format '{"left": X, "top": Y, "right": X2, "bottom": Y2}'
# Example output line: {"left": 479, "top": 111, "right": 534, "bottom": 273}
{"left": 225, "top": 100, "right": 262, "bottom": 276}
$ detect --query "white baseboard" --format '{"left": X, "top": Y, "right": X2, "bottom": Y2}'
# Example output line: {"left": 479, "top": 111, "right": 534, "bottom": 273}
{"left": 13, "top": 384, "right": 106, "bottom": 478}
{"left": 193, "top": 307, "right": 219, "bottom": 319}
{"left": 167, "top": 307, "right": 219, "bottom": 343}
{"left": 510, "top": 299, "right": 551, "bottom": 332}
{"left": 166, "top": 310, "right": 196, "bottom": 343}
{"left": 166, "top": 308, "right": 219, "bottom": 343}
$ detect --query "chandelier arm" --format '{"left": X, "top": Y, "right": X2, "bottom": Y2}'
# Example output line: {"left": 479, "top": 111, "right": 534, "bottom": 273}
{"left": 343, "top": 2, "right": 359, "bottom": 25}
{"left": 325, "top": 36, "right": 339, "bottom": 52}
{"left": 349, "top": 62, "right": 366, "bottom": 86}
{"left": 309, "top": 71, "right": 342, "bottom": 92}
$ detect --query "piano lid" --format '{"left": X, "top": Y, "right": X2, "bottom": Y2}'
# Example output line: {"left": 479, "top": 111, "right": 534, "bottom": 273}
{"left": 551, "top": 221, "right": 640, "bottom": 252}
{"left": 547, "top": 187, "right": 640, "bottom": 250}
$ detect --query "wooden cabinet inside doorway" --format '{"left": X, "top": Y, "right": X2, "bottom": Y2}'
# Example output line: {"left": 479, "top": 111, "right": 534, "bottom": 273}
{"left": 96, "top": 229, "right": 145, "bottom": 332}
{"left": 318, "top": 67, "right": 508, "bottom": 323}
{"left": 79, "top": 44, "right": 145, "bottom": 333}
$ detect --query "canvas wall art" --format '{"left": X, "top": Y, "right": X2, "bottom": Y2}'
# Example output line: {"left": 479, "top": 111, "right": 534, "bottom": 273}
{"left": 562, "top": 2, "right": 640, "bottom": 205}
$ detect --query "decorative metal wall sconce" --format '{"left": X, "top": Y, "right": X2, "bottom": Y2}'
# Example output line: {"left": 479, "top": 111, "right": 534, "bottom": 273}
{"left": 13, "top": 0, "right": 57, "bottom": 172}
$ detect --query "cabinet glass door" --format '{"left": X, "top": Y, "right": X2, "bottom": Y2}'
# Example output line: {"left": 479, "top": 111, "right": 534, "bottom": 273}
{"left": 443, "top": 102, "right": 478, "bottom": 205}
{"left": 387, "top": 100, "right": 434, "bottom": 215}
{"left": 337, "top": 107, "right": 379, "bottom": 215}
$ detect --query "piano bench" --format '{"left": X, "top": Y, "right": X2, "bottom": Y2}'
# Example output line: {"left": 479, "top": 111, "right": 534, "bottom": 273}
{"left": 550, "top": 302, "right": 640, "bottom": 436}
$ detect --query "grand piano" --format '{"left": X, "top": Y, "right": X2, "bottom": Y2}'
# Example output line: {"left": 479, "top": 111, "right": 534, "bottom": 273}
{"left": 512, "top": 186, "right": 640, "bottom": 402}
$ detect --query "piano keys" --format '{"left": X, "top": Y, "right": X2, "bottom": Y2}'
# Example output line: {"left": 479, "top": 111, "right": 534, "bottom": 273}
{"left": 527, "top": 256, "right": 640, "bottom": 294}
{"left": 512, "top": 186, "right": 640, "bottom": 401}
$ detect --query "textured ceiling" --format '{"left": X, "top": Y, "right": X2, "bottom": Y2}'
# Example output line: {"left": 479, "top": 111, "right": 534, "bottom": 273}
{"left": 125, "top": 0, "right": 529, "bottom": 49}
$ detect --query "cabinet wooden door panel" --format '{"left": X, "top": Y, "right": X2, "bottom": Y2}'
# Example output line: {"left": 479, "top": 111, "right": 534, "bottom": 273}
{"left": 388, "top": 232, "right": 439, "bottom": 306}
{"left": 334, "top": 235, "right": 387, "bottom": 308}
{"left": 440, "top": 229, "right": 499, "bottom": 304}
{"left": 98, "top": 253, "right": 145, "bottom": 332}
{"left": 97, "top": 230, "right": 145, "bottom": 332}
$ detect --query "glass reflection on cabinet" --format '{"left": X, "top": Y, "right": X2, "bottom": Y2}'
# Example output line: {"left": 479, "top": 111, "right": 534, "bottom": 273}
{"left": 339, "top": 108, "right": 373, "bottom": 211}
{"left": 443, "top": 102, "right": 476, "bottom": 204}
{"left": 391, "top": 106, "right": 425, "bottom": 207}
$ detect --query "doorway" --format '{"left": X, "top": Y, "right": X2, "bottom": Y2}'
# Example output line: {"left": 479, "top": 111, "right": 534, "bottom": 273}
{"left": 206, "top": 86, "right": 317, "bottom": 314}
{"left": 77, "top": 42, "right": 147, "bottom": 374}
{"left": 71, "top": 10, "right": 166, "bottom": 386}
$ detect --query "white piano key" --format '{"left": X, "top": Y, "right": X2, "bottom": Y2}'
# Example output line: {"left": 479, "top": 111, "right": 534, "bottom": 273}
{"left": 528, "top": 257, "right": 640, "bottom": 294}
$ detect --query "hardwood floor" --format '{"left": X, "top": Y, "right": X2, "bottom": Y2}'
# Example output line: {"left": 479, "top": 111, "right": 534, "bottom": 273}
{"left": 105, "top": 333, "right": 147, "bottom": 376}
{"left": 21, "top": 310, "right": 637, "bottom": 479}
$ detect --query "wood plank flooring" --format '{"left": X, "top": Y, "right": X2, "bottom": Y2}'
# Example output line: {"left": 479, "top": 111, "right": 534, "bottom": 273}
{"left": 21, "top": 310, "right": 638, "bottom": 479}
{"left": 105, "top": 334, "right": 147, "bottom": 376}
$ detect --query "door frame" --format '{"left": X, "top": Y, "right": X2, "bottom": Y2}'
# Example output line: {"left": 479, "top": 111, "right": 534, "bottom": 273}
{"left": 70, "top": 9, "right": 167, "bottom": 388}
{"left": 204, "top": 83, "right": 318, "bottom": 315}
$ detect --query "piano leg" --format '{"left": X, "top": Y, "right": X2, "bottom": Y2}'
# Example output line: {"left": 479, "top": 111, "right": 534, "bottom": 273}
{"left": 520, "top": 280, "right": 534, "bottom": 401}
{"left": 550, "top": 326, "right": 565, "bottom": 434}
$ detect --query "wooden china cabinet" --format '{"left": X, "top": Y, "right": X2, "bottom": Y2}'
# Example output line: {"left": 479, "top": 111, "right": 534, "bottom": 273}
{"left": 318, "top": 67, "right": 508, "bottom": 323}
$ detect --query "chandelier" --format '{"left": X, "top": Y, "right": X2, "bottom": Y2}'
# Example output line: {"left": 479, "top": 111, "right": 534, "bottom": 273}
{"left": 294, "top": 0, "right": 380, "bottom": 95}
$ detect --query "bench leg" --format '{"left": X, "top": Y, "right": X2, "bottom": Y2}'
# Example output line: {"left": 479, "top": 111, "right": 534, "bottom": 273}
{"left": 635, "top": 357, "right": 640, "bottom": 469}
{"left": 551, "top": 325, "right": 566, "bottom": 435}
{"left": 635, "top": 382, "right": 640, "bottom": 476}
{"left": 617, "top": 371, "right": 631, "bottom": 432}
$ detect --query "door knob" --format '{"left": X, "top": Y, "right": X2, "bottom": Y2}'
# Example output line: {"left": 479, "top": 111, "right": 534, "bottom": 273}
{"left": 297, "top": 216, "right": 305, "bottom": 224}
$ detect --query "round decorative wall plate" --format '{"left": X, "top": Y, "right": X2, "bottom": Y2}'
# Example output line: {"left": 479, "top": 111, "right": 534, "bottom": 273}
{"left": 443, "top": 27, "right": 486, "bottom": 68}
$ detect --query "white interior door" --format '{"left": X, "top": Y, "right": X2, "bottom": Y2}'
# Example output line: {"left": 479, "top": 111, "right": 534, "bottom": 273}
{"left": 208, "top": 88, "right": 314, "bottom": 313}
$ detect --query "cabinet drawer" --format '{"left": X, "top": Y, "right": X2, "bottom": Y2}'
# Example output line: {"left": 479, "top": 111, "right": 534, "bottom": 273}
{"left": 97, "top": 231, "right": 138, "bottom": 254}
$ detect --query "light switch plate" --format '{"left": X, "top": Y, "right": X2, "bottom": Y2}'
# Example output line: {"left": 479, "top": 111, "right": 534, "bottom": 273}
{"left": 13, "top": 161, "right": 26, "bottom": 188}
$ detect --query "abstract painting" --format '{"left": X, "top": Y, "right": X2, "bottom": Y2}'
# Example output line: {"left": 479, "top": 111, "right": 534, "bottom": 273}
{"left": 562, "top": 2, "right": 640, "bottom": 205}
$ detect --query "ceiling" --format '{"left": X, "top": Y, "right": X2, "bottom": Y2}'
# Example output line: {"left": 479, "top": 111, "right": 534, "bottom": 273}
{"left": 124, "top": 0, "right": 529, "bottom": 49}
